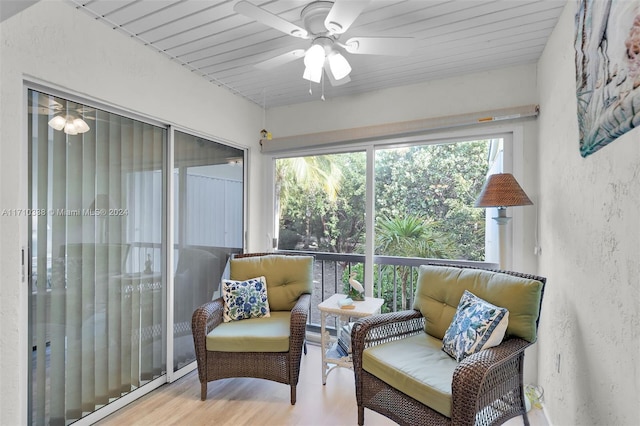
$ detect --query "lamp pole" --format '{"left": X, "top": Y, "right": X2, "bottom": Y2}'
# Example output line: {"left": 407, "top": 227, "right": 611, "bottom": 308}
{"left": 493, "top": 207, "right": 510, "bottom": 269}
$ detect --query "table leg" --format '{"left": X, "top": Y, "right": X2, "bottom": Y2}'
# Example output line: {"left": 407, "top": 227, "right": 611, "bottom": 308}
{"left": 321, "top": 311, "right": 327, "bottom": 385}
{"left": 335, "top": 314, "right": 343, "bottom": 357}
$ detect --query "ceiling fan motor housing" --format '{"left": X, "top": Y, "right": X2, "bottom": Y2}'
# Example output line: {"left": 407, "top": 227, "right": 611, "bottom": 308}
{"left": 311, "top": 36, "right": 335, "bottom": 54}
{"left": 301, "top": 1, "right": 336, "bottom": 36}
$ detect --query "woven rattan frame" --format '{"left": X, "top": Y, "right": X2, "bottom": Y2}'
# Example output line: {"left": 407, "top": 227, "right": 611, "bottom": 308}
{"left": 352, "top": 264, "right": 546, "bottom": 426}
{"left": 191, "top": 253, "right": 312, "bottom": 405}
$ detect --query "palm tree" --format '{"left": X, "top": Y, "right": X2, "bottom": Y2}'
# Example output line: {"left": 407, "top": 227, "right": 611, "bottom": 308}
{"left": 275, "top": 156, "right": 342, "bottom": 249}
{"left": 375, "top": 214, "right": 456, "bottom": 309}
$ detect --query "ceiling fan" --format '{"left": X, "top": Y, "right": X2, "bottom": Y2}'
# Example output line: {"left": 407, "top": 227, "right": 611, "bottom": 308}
{"left": 234, "top": 0, "right": 416, "bottom": 88}
{"left": 36, "top": 98, "right": 95, "bottom": 135}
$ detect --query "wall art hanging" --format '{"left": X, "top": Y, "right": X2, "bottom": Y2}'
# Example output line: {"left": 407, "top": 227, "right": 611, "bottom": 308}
{"left": 574, "top": 0, "right": 640, "bottom": 157}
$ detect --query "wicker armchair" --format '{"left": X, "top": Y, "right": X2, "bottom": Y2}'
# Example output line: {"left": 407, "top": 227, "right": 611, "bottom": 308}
{"left": 191, "top": 253, "right": 313, "bottom": 405}
{"left": 352, "top": 264, "right": 546, "bottom": 426}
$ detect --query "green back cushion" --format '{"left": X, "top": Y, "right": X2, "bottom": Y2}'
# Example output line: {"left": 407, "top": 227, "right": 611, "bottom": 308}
{"left": 230, "top": 255, "right": 313, "bottom": 311}
{"left": 413, "top": 265, "right": 542, "bottom": 342}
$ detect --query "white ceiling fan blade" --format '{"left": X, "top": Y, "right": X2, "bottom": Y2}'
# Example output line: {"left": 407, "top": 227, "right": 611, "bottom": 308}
{"left": 324, "top": 61, "right": 351, "bottom": 87}
{"left": 234, "top": 1, "right": 308, "bottom": 38}
{"left": 255, "top": 49, "right": 305, "bottom": 70}
{"left": 324, "top": 0, "right": 371, "bottom": 34}
{"left": 41, "top": 99, "right": 63, "bottom": 110}
{"left": 344, "top": 37, "right": 416, "bottom": 56}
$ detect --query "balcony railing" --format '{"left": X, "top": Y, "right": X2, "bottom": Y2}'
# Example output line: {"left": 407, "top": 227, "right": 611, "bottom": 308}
{"left": 278, "top": 250, "right": 498, "bottom": 333}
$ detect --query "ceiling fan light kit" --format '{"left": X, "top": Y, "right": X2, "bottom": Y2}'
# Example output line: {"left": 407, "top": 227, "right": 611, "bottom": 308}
{"left": 48, "top": 115, "right": 90, "bottom": 135}
{"left": 302, "top": 36, "right": 350, "bottom": 84}
{"left": 47, "top": 115, "right": 67, "bottom": 131}
{"left": 304, "top": 43, "right": 325, "bottom": 69}
{"left": 303, "top": 63, "right": 322, "bottom": 83}
{"left": 327, "top": 51, "right": 351, "bottom": 80}
{"left": 234, "top": 0, "right": 415, "bottom": 99}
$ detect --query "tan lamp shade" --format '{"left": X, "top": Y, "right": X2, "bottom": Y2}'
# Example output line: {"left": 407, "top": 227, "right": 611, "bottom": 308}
{"left": 474, "top": 173, "right": 533, "bottom": 207}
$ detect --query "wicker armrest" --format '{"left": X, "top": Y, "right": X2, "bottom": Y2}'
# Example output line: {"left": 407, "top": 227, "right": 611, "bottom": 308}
{"left": 290, "top": 293, "right": 311, "bottom": 348}
{"left": 192, "top": 297, "right": 224, "bottom": 335}
{"left": 191, "top": 298, "right": 224, "bottom": 382}
{"left": 451, "top": 337, "right": 532, "bottom": 425}
{"left": 352, "top": 310, "right": 424, "bottom": 369}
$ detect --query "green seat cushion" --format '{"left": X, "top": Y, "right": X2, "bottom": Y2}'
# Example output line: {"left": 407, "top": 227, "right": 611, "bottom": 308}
{"left": 206, "top": 311, "right": 290, "bottom": 352}
{"left": 413, "top": 265, "right": 543, "bottom": 342}
{"left": 363, "top": 333, "right": 457, "bottom": 418}
{"left": 230, "top": 255, "right": 313, "bottom": 311}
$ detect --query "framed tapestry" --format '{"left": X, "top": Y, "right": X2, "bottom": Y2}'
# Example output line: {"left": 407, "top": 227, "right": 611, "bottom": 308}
{"left": 574, "top": 0, "right": 640, "bottom": 157}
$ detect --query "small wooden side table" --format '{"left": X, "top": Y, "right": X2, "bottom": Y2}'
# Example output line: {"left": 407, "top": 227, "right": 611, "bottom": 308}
{"left": 318, "top": 293, "right": 385, "bottom": 385}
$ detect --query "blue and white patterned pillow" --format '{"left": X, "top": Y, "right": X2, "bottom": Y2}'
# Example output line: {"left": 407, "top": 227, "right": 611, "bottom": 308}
{"left": 221, "top": 276, "right": 270, "bottom": 322}
{"left": 442, "top": 290, "right": 509, "bottom": 362}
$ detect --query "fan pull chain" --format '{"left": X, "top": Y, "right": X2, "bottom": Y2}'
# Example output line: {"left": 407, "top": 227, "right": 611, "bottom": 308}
{"left": 309, "top": 79, "right": 313, "bottom": 96}
{"left": 321, "top": 70, "right": 325, "bottom": 101}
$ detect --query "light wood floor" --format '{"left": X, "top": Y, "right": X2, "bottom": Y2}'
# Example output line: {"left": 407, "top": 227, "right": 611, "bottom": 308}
{"left": 97, "top": 343, "right": 548, "bottom": 426}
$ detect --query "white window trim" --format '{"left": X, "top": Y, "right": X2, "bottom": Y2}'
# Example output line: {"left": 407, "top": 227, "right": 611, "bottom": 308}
{"left": 263, "top": 123, "right": 527, "bottom": 280}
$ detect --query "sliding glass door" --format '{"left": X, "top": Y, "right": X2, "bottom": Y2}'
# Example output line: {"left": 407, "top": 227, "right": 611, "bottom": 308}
{"left": 27, "top": 89, "right": 245, "bottom": 424}
{"left": 172, "top": 131, "right": 244, "bottom": 371}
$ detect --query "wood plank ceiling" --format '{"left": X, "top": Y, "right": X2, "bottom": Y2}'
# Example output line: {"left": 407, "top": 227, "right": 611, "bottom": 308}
{"left": 70, "top": 0, "right": 567, "bottom": 108}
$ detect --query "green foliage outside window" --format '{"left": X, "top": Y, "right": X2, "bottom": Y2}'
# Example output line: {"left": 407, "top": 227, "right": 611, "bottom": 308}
{"left": 277, "top": 140, "right": 492, "bottom": 310}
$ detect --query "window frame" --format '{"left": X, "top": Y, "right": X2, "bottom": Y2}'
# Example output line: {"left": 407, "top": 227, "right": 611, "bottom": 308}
{"left": 264, "top": 124, "right": 527, "bottom": 294}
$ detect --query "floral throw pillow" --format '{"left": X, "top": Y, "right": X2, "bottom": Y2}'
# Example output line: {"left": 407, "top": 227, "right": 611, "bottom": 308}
{"left": 442, "top": 290, "right": 509, "bottom": 362}
{"left": 221, "top": 276, "right": 270, "bottom": 322}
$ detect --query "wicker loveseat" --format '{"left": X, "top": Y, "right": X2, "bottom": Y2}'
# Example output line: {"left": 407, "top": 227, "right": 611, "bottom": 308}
{"left": 191, "top": 253, "right": 313, "bottom": 405}
{"left": 352, "top": 264, "right": 546, "bottom": 426}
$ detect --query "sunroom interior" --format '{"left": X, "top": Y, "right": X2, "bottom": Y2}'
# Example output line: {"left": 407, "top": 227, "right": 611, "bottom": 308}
{"left": 1, "top": 1, "right": 638, "bottom": 426}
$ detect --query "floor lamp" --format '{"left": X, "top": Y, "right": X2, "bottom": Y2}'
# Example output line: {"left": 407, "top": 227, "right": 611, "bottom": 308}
{"left": 475, "top": 173, "right": 532, "bottom": 269}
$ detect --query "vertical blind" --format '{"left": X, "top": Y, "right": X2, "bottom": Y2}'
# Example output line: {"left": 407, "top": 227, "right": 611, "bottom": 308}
{"left": 29, "top": 90, "right": 166, "bottom": 425}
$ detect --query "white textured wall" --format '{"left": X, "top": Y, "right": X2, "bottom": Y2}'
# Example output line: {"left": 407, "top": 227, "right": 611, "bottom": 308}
{"left": 537, "top": 2, "right": 640, "bottom": 425}
{"left": 267, "top": 64, "right": 539, "bottom": 138}
{"left": 0, "top": 2, "right": 262, "bottom": 424}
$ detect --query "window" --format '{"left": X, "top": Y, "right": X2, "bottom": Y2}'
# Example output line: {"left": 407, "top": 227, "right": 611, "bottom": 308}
{"left": 273, "top": 135, "right": 507, "bottom": 315}
{"left": 276, "top": 152, "right": 366, "bottom": 253}
{"left": 276, "top": 139, "right": 500, "bottom": 259}
{"left": 375, "top": 139, "right": 498, "bottom": 261}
